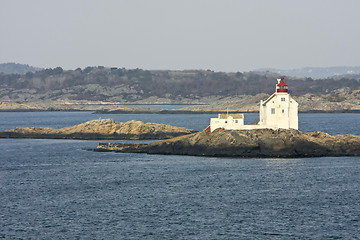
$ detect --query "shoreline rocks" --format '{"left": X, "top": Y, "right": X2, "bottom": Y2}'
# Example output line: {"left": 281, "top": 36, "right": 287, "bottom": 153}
{"left": 2, "top": 90, "right": 360, "bottom": 113}
{"left": 96, "top": 128, "right": 360, "bottom": 158}
{"left": 0, "top": 119, "right": 196, "bottom": 140}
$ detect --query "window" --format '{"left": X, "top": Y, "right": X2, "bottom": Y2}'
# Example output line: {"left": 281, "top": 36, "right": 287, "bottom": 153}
{"left": 225, "top": 121, "right": 227, "bottom": 123}
{"left": 282, "top": 109, "right": 285, "bottom": 113}
{"left": 235, "top": 120, "right": 238, "bottom": 123}
{"left": 271, "top": 108, "right": 275, "bottom": 114}
{"left": 281, "top": 97, "right": 285, "bottom": 102}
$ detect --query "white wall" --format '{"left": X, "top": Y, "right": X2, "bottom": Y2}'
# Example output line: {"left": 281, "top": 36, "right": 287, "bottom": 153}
{"left": 259, "top": 92, "right": 298, "bottom": 130}
{"left": 210, "top": 115, "right": 244, "bottom": 132}
{"left": 210, "top": 92, "right": 298, "bottom": 131}
{"left": 289, "top": 98, "right": 298, "bottom": 129}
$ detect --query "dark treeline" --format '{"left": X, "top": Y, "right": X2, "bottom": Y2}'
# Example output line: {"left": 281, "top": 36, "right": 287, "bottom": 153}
{"left": 0, "top": 63, "right": 42, "bottom": 75}
{"left": 1, "top": 66, "right": 359, "bottom": 100}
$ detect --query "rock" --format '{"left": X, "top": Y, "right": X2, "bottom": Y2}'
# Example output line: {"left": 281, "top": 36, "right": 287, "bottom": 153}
{"left": 97, "top": 143, "right": 148, "bottom": 152}
{"left": 0, "top": 119, "right": 195, "bottom": 140}
{"left": 97, "top": 128, "right": 360, "bottom": 158}
{"left": 2, "top": 89, "right": 360, "bottom": 113}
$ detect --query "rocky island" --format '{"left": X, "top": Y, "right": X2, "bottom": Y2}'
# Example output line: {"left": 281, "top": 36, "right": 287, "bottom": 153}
{"left": 96, "top": 128, "right": 360, "bottom": 158}
{"left": 96, "top": 77, "right": 360, "bottom": 158}
{"left": 0, "top": 119, "right": 195, "bottom": 140}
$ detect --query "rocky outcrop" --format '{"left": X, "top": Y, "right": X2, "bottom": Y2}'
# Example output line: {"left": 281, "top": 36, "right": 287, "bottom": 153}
{"left": 0, "top": 100, "right": 138, "bottom": 111}
{"left": 0, "top": 119, "right": 195, "bottom": 140}
{"left": 97, "top": 143, "right": 148, "bottom": 152}
{"left": 2, "top": 90, "right": 360, "bottom": 113}
{"left": 295, "top": 90, "right": 360, "bottom": 112}
{"left": 96, "top": 128, "right": 360, "bottom": 158}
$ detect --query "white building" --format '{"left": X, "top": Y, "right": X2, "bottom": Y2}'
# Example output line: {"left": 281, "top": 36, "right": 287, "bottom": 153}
{"left": 209, "top": 77, "right": 298, "bottom": 132}
{"left": 210, "top": 113, "right": 244, "bottom": 131}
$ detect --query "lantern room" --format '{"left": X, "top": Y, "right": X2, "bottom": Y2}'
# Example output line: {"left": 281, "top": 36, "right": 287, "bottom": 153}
{"left": 276, "top": 76, "right": 288, "bottom": 93}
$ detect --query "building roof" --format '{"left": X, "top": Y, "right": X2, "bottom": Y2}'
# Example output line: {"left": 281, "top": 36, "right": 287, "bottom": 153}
{"left": 262, "top": 93, "right": 298, "bottom": 106}
{"left": 219, "top": 113, "right": 243, "bottom": 119}
{"left": 277, "top": 78, "right": 288, "bottom": 87}
{"left": 262, "top": 93, "right": 276, "bottom": 105}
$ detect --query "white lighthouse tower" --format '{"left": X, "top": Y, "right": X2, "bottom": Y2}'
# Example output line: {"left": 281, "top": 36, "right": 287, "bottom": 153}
{"left": 259, "top": 76, "right": 298, "bottom": 129}
{"left": 209, "top": 76, "right": 298, "bottom": 131}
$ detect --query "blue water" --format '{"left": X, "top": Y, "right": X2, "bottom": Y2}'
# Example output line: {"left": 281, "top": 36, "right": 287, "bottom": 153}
{"left": 124, "top": 104, "right": 197, "bottom": 109}
{"left": 1, "top": 112, "right": 360, "bottom": 134}
{"left": 1, "top": 112, "right": 360, "bottom": 239}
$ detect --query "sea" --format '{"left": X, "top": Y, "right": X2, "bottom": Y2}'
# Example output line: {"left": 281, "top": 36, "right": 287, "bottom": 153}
{"left": 0, "top": 111, "right": 360, "bottom": 239}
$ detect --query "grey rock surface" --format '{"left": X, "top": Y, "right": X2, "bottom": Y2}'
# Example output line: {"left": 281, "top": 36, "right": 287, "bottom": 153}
{"left": 97, "top": 128, "right": 360, "bottom": 158}
{"left": 0, "top": 119, "right": 195, "bottom": 140}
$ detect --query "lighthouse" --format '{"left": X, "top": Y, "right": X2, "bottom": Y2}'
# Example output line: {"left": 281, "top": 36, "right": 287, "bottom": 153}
{"left": 209, "top": 77, "right": 298, "bottom": 131}
{"left": 259, "top": 77, "right": 298, "bottom": 130}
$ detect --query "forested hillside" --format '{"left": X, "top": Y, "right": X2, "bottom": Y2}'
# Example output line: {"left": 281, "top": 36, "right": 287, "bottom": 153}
{"left": 258, "top": 66, "right": 360, "bottom": 79}
{"left": 0, "top": 63, "right": 42, "bottom": 75}
{"left": 1, "top": 66, "right": 359, "bottom": 102}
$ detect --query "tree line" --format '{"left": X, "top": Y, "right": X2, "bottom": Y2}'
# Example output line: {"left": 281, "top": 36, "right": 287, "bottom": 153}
{"left": 1, "top": 66, "right": 359, "bottom": 101}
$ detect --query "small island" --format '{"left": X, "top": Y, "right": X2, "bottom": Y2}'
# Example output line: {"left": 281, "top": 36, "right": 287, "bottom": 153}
{"left": 96, "top": 128, "right": 360, "bottom": 158}
{"left": 0, "top": 119, "right": 195, "bottom": 140}
{"left": 96, "top": 78, "right": 360, "bottom": 158}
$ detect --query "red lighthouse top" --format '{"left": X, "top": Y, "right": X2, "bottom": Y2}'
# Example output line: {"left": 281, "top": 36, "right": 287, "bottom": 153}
{"left": 276, "top": 76, "right": 288, "bottom": 93}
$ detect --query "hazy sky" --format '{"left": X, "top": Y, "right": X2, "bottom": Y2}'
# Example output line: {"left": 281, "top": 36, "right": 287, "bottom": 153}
{"left": 1, "top": 0, "right": 359, "bottom": 72}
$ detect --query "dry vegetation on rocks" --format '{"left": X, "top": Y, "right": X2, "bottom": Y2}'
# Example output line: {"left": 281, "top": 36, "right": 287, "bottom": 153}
{"left": 0, "top": 119, "right": 195, "bottom": 140}
{"left": 97, "top": 128, "right": 360, "bottom": 158}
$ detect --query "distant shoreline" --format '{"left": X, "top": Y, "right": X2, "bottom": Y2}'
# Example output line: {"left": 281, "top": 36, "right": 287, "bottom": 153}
{"left": 0, "top": 109, "right": 360, "bottom": 114}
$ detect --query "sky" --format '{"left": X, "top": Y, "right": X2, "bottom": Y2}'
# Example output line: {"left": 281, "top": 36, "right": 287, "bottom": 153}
{"left": 1, "top": 0, "right": 359, "bottom": 72}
